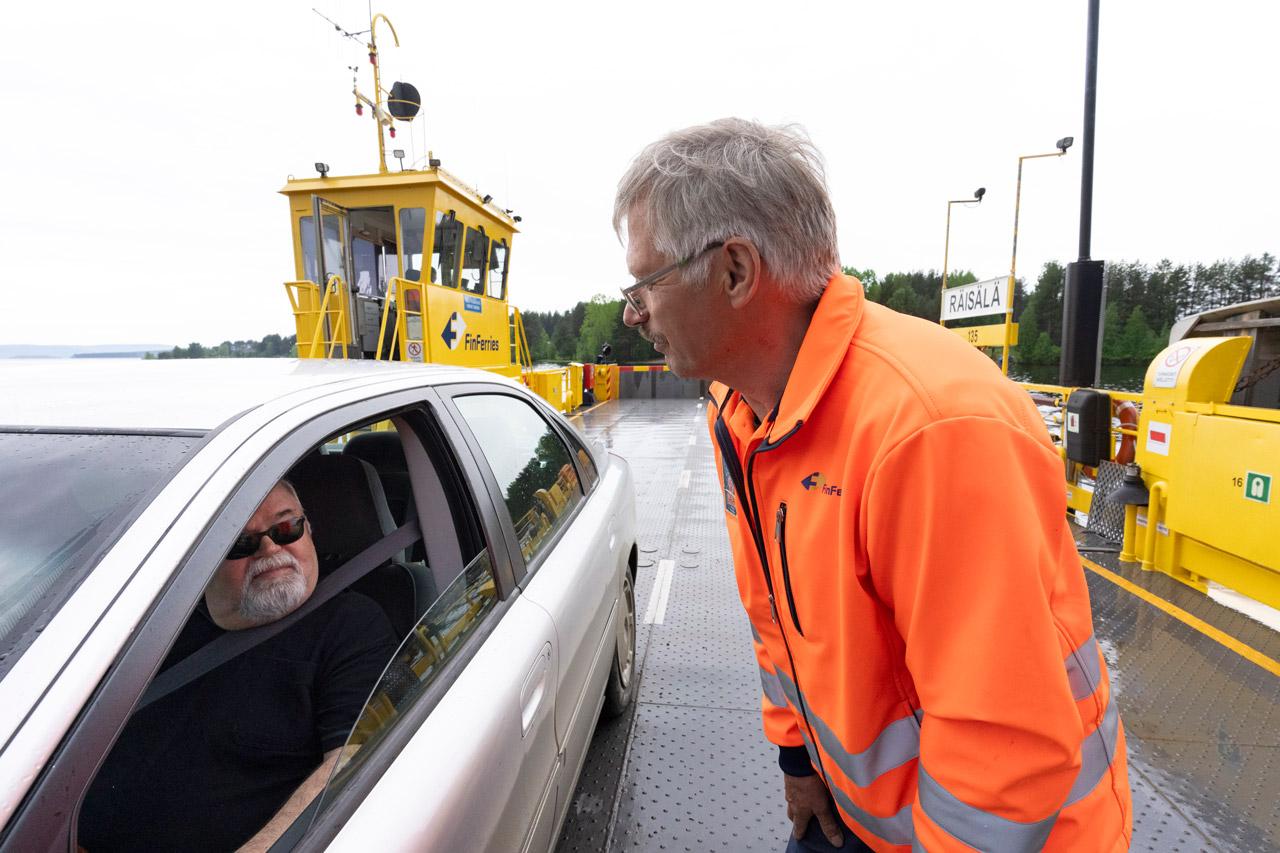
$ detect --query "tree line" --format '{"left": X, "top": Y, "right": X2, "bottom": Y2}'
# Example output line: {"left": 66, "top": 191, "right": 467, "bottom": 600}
{"left": 147, "top": 334, "right": 298, "bottom": 359}
{"left": 848, "top": 253, "right": 1277, "bottom": 366}
{"left": 522, "top": 254, "right": 1278, "bottom": 368}
{"left": 520, "top": 299, "right": 658, "bottom": 364}
{"left": 152, "top": 252, "right": 1276, "bottom": 368}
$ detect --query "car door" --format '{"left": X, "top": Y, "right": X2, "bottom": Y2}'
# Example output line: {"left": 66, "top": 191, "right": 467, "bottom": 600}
{"left": 440, "top": 385, "right": 621, "bottom": 804}
{"left": 0, "top": 389, "right": 559, "bottom": 853}
{"left": 304, "top": 403, "right": 563, "bottom": 853}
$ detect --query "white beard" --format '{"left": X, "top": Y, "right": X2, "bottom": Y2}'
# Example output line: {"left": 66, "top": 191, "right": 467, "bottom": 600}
{"left": 238, "top": 552, "right": 308, "bottom": 625}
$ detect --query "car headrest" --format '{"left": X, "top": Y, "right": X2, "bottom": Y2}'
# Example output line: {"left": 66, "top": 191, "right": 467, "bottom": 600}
{"left": 344, "top": 431, "right": 407, "bottom": 473}
{"left": 287, "top": 453, "right": 397, "bottom": 569}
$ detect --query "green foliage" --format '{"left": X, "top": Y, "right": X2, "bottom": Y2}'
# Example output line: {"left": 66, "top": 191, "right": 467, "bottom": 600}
{"left": 576, "top": 295, "right": 620, "bottom": 361}
{"left": 157, "top": 334, "right": 298, "bottom": 359}
{"left": 514, "top": 253, "right": 1277, "bottom": 368}
{"left": 521, "top": 297, "right": 658, "bottom": 364}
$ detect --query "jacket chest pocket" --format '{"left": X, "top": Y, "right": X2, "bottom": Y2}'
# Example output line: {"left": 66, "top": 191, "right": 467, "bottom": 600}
{"left": 774, "top": 502, "right": 804, "bottom": 636}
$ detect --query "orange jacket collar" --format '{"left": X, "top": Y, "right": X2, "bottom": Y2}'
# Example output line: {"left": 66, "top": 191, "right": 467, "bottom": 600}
{"left": 712, "top": 273, "right": 865, "bottom": 440}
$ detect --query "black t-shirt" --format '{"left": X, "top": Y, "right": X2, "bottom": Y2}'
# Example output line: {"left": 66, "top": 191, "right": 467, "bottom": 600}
{"left": 79, "top": 592, "right": 398, "bottom": 852}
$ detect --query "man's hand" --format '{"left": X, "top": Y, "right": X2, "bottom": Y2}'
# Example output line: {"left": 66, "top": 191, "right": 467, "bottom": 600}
{"left": 784, "top": 772, "right": 844, "bottom": 846}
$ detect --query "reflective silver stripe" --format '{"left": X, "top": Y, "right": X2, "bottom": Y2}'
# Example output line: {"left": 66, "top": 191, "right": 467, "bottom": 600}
{"left": 776, "top": 666, "right": 802, "bottom": 707}
{"left": 759, "top": 666, "right": 787, "bottom": 707}
{"left": 750, "top": 622, "right": 762, "bottom": 644}
{"left": 775, "top": 669, "right": 921, "bottom": 787}
{"left": 917, "top": 765, "right": 1059, "bottom": 851}
{"left": 1065, "top": 690, "right": 1121, "bottom": 806}
{"left": 1064, "top": 634, "right": 1103, "bottom": 701}
{"left": 801, "top": 730, "right": 915, "bottom": 846}
{"left": 913, "top": 694, "right": 1119, "bottom": 847}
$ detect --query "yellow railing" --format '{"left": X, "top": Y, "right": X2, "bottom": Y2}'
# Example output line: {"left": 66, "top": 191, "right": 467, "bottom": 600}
{"left": 373, "top": 276, "right": 428, "bottom": 362}
{"left": 1015, "top": 381, "right": 1145, "bottom": 521}
{"left": 509, "top": 307, "right": 535, "bottom": 383}
{"left": 1016, "top": 381, "right": 1144, "bottom": 459}
{"left": 285, "top": 275, "right": 351, "bottom": 359}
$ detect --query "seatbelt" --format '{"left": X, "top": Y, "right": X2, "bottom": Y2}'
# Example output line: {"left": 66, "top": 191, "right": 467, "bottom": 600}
{"left": 137, "top": 519, "right": 421, "bottom": 711}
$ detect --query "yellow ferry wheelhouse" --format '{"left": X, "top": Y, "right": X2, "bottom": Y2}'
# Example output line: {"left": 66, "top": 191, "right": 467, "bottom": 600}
{"left": 281, "top": 165, "right": 523, "bottom": 375}
{"left": 278, "top": 12, "right": 587, "bottom": 412}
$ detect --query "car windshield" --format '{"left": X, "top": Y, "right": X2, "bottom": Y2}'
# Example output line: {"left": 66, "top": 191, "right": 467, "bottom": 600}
{"left": 0, "top": 432, "right": 200, "bottom": 680}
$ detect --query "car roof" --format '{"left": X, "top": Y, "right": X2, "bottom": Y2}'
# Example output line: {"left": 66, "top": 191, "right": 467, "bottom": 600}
{"left": 0, "top": 359, "right": 491, "bottom": 432}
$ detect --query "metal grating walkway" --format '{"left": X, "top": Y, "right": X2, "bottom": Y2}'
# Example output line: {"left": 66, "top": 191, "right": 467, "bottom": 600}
{"left": 556, "top": 399, "right": 1280, "bottom": 853}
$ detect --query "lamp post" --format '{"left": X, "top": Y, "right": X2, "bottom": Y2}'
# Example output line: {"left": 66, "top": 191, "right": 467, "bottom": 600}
{"left": 939, "top": 187, "right": 986, "bottom": 326}
{"left": 1004, "top": 136, "right": 1073, "bottom": 374}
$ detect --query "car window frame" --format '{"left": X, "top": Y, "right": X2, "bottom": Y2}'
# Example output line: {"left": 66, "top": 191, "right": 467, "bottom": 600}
{"left": 1, "top": 389, "right": 517, "bottom": 853}
{"left": 434, "top": 382, "right": 595, "bottom": 586}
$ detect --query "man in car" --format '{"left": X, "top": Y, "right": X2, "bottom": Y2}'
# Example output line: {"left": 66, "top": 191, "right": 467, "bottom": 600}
{"left": 613, "top": 119, "right": 1131, "bottom": 851}
{"left": 79, "top": 480, "right": 398, "bottom": 852}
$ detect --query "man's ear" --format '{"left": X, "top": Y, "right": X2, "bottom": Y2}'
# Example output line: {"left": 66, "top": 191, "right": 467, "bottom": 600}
{"left": 722, "top": 238, "right": 762, "bottom": 310}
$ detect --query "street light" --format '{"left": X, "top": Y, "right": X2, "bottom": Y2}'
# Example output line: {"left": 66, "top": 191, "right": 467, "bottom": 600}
{"left": 1003, "top": 137, "right": 1073, "bottom": 373}
{"left": 939, "top": 187, "right": 986, "bottom": 325}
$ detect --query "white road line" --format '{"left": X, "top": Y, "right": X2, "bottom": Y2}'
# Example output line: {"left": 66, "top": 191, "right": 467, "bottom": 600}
{"left": 644, "top": 559, "right": 675, "bottom": 624}
{"left": 678, "top": 470, "right": 691, "bottom": 488}
{"left": 688, "top": 435, "right": 696, "bottom": 445}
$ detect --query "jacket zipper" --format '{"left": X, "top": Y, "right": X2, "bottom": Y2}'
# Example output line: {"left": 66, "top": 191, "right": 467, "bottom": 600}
{"left": 741, "top": 419, "right": 833, "bottom": 786}
{"left": 713, "top": 399, "right": 826, "bottom": 783}
{"left": 774, "top": 502, "right": 803, "bottom": 636}
{"left": 714, "top": 415, "right": 780, "bottom": 623}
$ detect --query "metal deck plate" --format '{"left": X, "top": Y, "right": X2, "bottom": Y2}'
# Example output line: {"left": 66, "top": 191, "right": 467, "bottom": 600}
{"left": 558, "top": 399, "right": 1280, "bottom": 853}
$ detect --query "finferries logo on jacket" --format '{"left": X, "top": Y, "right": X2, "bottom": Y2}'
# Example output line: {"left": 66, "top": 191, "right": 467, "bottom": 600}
{"left": 800, "top": 472, "right": 842, "bottom": 496}
{"left": 709, "top": 273, "right": 1132, "bottom": 852}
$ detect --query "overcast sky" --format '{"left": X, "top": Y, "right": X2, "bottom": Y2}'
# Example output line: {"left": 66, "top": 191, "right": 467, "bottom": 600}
{"left": 3, "top": 0, "right": 1277, "bottom": 347}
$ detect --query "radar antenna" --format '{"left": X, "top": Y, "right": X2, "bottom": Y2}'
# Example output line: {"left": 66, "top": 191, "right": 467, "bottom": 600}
{"left": 314, "top": 9, "right": 421, "bottom": 174}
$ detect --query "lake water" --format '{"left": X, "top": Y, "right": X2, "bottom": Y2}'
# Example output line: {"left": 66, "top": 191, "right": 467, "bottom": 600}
{"left": 1010, "top": 364, "right": 1147, "bottom": 393}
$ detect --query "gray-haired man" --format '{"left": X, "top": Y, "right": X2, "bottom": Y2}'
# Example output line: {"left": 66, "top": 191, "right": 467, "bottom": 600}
{"left": 613, "top": 119, "right": 1131, "bottom": 852}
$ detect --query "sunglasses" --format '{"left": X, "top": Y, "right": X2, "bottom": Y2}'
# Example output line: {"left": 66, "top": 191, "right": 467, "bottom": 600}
{"left": 226, "top": 516, "right": 308, "bottom": 560}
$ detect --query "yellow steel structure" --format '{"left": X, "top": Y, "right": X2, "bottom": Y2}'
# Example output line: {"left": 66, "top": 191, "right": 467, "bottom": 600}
{"left": 950, "top": 321, "right": 1019, "bottom": 348}
{"left": 1021, "top": 337, "right": 1280, "bottom": 611}
{"left": 282, "top": 168, "right": 522, "bottom": 375}
{"left": 279, "top": 12, "right": 583, "bottom": 411}
{"left": 1126, "top": 337, "right": 1279, "bottom": 609}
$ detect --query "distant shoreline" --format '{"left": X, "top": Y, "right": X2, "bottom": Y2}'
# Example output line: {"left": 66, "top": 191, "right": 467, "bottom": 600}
{"left": 0, "top": 345, "right": 170, "bottom": 359}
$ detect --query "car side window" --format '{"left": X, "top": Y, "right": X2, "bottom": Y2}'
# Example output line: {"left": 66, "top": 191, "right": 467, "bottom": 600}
{"left": 452, "top": 393, "right": 583, "bottom": 566}
{"left": 562, "top": 423, "right": 599, "bottom": 492}
{"left": 319, "top": 546, "right": 498, "bottom": 791}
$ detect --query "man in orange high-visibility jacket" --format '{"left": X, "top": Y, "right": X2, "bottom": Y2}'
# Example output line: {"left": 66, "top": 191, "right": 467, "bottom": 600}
{"left": 614, "top": 119, "right": 1131, "bottom": 852}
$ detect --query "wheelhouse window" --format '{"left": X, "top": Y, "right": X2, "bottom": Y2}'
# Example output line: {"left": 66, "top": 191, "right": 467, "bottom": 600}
{"left": 398, "top": 207, "right": 427, "bottom": 283}
{"left": 299, "top": 215, "right": 345, "bottom": 285}
{"left": 431, "top": 212, "right": 463, "bottom": 288}
{"left": 487, "top": 239, "right": 509, "bottom": 300}
{"left": 460, "top": 227, "right": 489, "bottom": 296}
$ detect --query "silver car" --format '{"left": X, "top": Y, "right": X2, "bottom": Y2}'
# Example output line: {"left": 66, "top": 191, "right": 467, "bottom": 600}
{"left": 0, "top": 358, "right": 638, "bottom": 851}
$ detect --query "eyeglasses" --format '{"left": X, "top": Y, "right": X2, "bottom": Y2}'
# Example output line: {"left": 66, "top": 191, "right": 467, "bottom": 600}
{"left": 226, "top": 516, "right": 308, "bottom": 560}
{"left": 620, "top": 240, "right": 724, "bottom": 314}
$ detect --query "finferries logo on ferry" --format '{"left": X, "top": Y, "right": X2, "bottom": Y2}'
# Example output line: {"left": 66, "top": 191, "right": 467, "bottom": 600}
{"left": 441, "top": 312, "right": 467, "bottom": 350}
{"left": 801, "top": 472, "right": 842, "bottom": 496}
